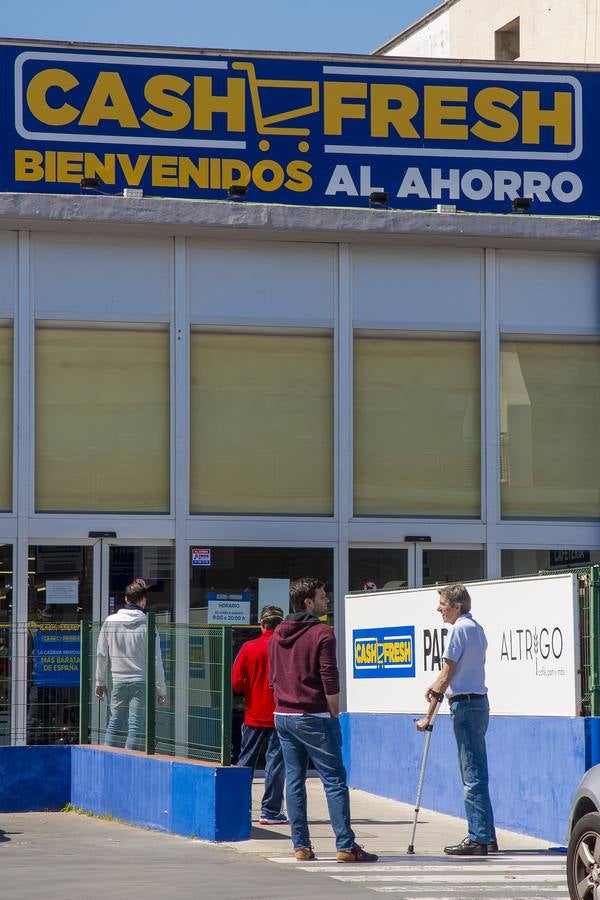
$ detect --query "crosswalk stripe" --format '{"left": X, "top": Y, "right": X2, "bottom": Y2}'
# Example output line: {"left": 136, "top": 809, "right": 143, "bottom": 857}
{"left": 265, "top": 851, "right": 569, "bottom": 899}
{"left": 370, "top": 884, "right": 569, "bottom": 900}
{"left": 330, "top": 874, "right": 566, "bottom": 883}
{"left": 296, "top": 863, "right": 564, "bottom": 873}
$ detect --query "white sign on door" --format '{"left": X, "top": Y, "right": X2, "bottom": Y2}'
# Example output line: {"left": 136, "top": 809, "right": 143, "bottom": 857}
{"left": 345, "top": 574, "right": 579, "bottom": 717}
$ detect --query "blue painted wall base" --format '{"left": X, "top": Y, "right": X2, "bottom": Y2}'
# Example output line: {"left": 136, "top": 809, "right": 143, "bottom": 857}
{"left": 71, "top": 747, "right": 252, "bottom": 841}
{"left": 0, "top": 746, "right": 252, "bottom": 842}
{"left": 341, "top": 713, "right": 599, "bottom": 844}
{"left": 0, "top": 746, "right": 71, "bottom": 812}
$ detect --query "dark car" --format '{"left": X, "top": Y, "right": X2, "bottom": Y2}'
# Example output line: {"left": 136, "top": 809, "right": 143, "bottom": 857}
{"left": 567, "top": 764, "right": 600, "bottom": 898}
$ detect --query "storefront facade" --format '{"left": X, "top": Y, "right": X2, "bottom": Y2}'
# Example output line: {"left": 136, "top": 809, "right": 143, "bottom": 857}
{"left": 0, "top": 42, "right": 598, "bottom": 743}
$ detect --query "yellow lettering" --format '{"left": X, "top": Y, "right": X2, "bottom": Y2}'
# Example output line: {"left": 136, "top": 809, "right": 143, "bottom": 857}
{"left": 15, "top": 149, "right": 44, "bottom": 181}
{"left": 142, "top": 74, "right": 191, "bottom": 132}
{"left": 26, "top": 68, "right": 79, "bottom": 126}
{"left": 285, "top": 159, "right": 313, "bottom": 192}
{"left": 324, "top": 81, "right": 367, "bottom": 135}
{"left": 471, "top": 87, "right": 519, "bottom": 143}
{"left": 522, "top": 90, "right": 572, "bottom": 145}
{"left": 56, "top": 151, "right": 83, "bottom": 182}
{"left": 151, "top": 155, "right": 178, "bottom": 186}
{"left": 178, "top": 156, "right": 209, "bottom": 188}
{"left": 370, "top": 84, "right": 419, "bottom": 139}
{"left": 253, "top": 159, "right": 284, "bottom": 192}
{"left": 84, "top": 152, "right": 116, "bottom": 184}
{"left": 79, "top": 72, "right": 139, "bottom": 128}
{"left": 117, "top": 153, "right": 150, "bottom": 185}
{"left": 221, "top": 158, "right": 251, "bottom": 187}
{"left": 424, "top": 86, "right": 468, "bottom": 140}
{"left": 193, "top": 76, "right": 245, "bottom": 132}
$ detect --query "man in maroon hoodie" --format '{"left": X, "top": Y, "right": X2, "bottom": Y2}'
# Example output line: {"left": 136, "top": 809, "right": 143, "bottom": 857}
{"left": 269, "top": 576, "right": 378, "bottom": 863}
{"left": 232, "top": 604, "right": 287, "bottom": 825}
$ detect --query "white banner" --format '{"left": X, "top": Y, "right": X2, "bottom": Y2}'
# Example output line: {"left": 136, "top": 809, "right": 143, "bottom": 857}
{"left": 345, "top": 574, "right": 580, "bottom": 717}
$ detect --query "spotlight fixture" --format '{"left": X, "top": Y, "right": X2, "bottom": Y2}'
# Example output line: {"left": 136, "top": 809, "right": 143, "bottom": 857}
{"left": 227, "top": 184, "right": 248, "bottom": 200}
{"left": 369, "top": 191, "right": 389, "bottom": 208}
{"left": 512, "top": 196, "right": 533, "bottom": 213}
{"left": 80, "top": 177, "right": 100, "bottom": 191}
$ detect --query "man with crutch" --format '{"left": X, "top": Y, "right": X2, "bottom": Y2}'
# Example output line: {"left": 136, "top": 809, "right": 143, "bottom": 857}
{"left": 415, "top": 583, "right": 497, "bottom": 856}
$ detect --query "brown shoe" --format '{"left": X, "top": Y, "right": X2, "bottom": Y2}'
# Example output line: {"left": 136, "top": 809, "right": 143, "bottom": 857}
{"left": 336, "top": 844, "right": 378, "bottom": 863}
{"left": 294, "top": 848, "right": 316, "bottom": 861}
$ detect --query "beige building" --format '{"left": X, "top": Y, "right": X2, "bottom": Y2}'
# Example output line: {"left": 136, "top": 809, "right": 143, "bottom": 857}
{"left": 376, "top": 0, "right": 600, "bottom": 64}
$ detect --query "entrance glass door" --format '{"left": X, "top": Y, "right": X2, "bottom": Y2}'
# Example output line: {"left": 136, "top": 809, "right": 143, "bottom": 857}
{"left": 102, "top": 544, "right": 174, "bottom": 622}
{"left": 94, "top": 542, "right": 175, "bottom": 751}
{"left": 26, "top": 544, "right": 93, "bottom": 745}
{"left": 419, "top": 545, "right": 484, "bottom": 587}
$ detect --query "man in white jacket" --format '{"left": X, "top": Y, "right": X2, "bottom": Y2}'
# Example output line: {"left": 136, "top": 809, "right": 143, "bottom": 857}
{"left": 95, "top": 578, "right": 167, "bottom": 751}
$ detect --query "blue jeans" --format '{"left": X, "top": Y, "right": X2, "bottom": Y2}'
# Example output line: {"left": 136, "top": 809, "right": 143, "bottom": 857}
{"left": 450, "top": 696, "right": 496, "bottom": 845}
{"left": 275, "top": 714, "right": 355, "bottom": 852}
{"left": 105, "top": 681, "right": 145, "bottom": 751}
{"left": 237, "top": 724, "right": 285, "bottom": 818}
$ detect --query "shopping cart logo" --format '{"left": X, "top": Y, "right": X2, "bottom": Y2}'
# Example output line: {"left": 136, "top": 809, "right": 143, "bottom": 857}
{"left": 353, "top": 626, "right": 415, "bottom": 679}
{"left": 232, "top": 62, "right": 319, "bottom": 135}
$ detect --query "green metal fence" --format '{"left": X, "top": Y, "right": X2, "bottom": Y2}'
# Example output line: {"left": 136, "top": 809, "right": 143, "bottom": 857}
{"left": 79, "top": 617, "right": 260, "bottom": 764}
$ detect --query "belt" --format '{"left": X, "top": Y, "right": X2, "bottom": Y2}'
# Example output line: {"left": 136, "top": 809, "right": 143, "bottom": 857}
{"left": 449, "top": 693, "right": 486, "bottom": 703}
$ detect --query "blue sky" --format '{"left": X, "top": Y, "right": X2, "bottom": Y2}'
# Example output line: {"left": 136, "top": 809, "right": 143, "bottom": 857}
{"left": 0, "top": 1, "right": 440, "bottom": 54}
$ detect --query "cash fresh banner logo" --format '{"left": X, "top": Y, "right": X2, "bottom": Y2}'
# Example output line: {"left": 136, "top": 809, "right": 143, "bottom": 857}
{"left": 353, "top": 626, "right": 415, "bottom": 679}
{"left": 1, "top": 45, "right": 595, "bottom": 212}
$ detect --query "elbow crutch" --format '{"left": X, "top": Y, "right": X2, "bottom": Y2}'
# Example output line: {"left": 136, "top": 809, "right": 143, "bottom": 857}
{"left": 407, "top": 689, "right": 444, "bottom": 855}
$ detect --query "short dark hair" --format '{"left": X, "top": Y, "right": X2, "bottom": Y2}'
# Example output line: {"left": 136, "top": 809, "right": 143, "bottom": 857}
{"left": 289, "top": 577, "right": 325, "bottom": 613}
{"left": 125, "top": 578, "right": 149, "bottom": 606}
{"left": 438, "top": 583, "right": 471, "bottom": 613}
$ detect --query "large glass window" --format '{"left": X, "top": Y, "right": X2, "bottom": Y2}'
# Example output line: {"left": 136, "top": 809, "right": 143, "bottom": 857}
{"left": 35, "top": 323, "right": 170, "bottom": 513}
{"left": 0, "top": 322, "right": 13, "bottom": 511}
{"left": 354, "top": 335, "right": 480, "bottom": 516}
{"left": 501, "top": 341, "right": 600, "bottom": 518}
{"left": 189, "top": 546, "right": 334, "bottom": 624}
{"left": 349, "top": 548, "right": 408, "bottom": 593}
{"left": 0, "top": 545, "right": 12, "bottom": 746}
{"left": 502, "top": 549, "right": 600, "bottom": 578}
{"left": 422, "top": 549, "right": 484, "bottom": 586}
{"left": 26, "top": 545, "right": 93, "bottom": 745}
{"left": 190, "top": 331, "right": 333, "bottom": 514}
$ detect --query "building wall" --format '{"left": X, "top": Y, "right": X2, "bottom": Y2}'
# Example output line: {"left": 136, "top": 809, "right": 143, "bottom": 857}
{"left": 382, "top": 0, "right": 600, "bottom": 64}
{"left": 384, "top": 8, "right": 450, "bottom": 59}
{"left": 0, "top": 194, "right": 599, "bottom": 742}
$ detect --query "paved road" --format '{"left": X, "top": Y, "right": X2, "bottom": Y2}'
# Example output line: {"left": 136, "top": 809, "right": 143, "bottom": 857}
{"left": 2, "top": 779, "right": 570, "bottom": 900}
{"left": 268, "top": 850, "right": 569, "bottom": 898}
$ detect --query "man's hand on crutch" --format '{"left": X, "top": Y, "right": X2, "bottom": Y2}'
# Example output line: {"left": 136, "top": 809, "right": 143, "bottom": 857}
{"left": 415, "top": 689, "right": 444, "bottom": 732}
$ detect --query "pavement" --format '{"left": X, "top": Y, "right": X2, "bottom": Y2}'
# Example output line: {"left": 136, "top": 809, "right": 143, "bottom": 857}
{"left": 228, "top": 775, "right": 556, "bottom": 859}
{"left": 1, "top": 778, "right": 563, "bottom": 900}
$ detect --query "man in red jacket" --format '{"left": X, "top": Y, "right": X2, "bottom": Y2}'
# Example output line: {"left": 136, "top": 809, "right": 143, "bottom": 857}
{"left": 269, "top": 576, "right": 378, "bottom": 863}
{"left": 231, "top": 604, "right": 287, "bottom": 826}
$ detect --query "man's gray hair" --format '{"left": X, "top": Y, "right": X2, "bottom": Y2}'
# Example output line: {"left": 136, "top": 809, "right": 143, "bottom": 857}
{"left": 438, "top": 583, "right": 471, "bottom": 613}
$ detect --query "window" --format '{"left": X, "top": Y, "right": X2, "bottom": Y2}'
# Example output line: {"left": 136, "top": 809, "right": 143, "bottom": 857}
{"left": 189, "top": 546, "right": 334, "bottom": 624}
{"left": 501, "top": 341, "right": 600, "bottom": 518}
{"left": 0, "top": 323, "right": 12, "bottom": 511}
{"left": 190, "top": 330, "right": 333, "bottom": 515}
{"left": 495, "top": 17, "right": 520, "bottom": 62}
{"left": 35, "top": 324, "right": 170, "bottom": 513}
{"left": 354, "top": 336, "right": 480, "bottom": 516}
{"left": 502, "top": 549, "right": 600, "bottom": 578}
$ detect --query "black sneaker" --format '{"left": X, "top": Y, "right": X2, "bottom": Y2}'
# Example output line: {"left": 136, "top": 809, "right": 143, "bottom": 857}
{"left": 444, "top": 837, "right": 487, "bottom": 856}
{"left": 488, "top": 840, "right": 499, "bottom": 853}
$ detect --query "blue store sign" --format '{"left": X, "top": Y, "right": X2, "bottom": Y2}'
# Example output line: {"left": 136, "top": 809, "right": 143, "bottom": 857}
{"left": 32, "top": 626, "right": 80, "bottom": 687}
{"left": 1, "top": 43, "right": 593, "bottom": 214}
{"left": 353, "top": 626, "right": 415, "bottom": 679}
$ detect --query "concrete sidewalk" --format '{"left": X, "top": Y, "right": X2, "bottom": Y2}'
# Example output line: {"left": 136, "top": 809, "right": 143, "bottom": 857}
{"left": 1, "top": 779, "right": 559, "bottom": 900}
{"left": 225, "top": 775, "right": 557, "bottom": 859}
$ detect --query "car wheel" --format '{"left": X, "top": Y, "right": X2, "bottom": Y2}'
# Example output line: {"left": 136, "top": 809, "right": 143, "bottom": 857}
{"left": 567, "top": 812, "right": 600, "bottom": 898}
